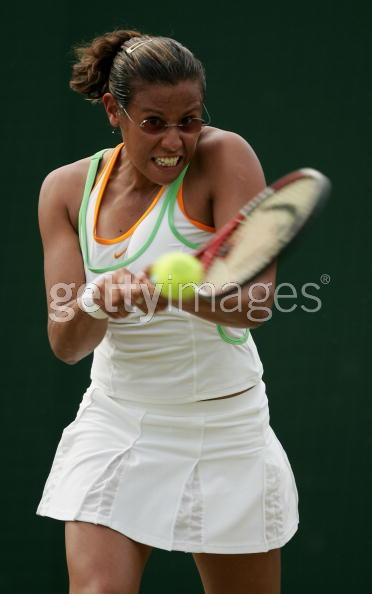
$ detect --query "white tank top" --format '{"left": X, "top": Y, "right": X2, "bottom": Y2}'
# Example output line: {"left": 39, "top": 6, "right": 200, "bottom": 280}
{"left": 78, "top": 143, "right": 264, "bottom": 403}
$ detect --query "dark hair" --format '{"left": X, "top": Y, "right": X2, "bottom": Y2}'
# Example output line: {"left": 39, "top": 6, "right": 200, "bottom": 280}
{"left": 69, "top": 29, "right": 206, "bottom": 107}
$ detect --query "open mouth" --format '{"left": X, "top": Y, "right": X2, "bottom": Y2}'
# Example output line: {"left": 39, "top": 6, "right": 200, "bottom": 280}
{"left": 152, "top": 156, "right": 182, "bottom": 168}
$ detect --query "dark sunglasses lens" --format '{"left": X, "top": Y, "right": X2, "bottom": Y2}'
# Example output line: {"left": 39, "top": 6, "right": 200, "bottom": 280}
{"left": 141, "top": 118, "right": 204, "bottom": 134}
{"left": 142, "top": 119, "right": 166, "bottom": 133}
{"left": 182, "top": 119, "right": 203, "bottom": 133}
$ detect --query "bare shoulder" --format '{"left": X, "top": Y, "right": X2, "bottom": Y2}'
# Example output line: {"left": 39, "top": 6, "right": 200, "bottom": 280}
{"left": 38, "top": 157, "right": 91, "bottom": 231}
{"left": 196, "top": 126, "right": 265, "bottom": 184}
{"left": 40, "top": 157, "right": 91, "bottom": 190}
{"left": 195, "top": 127, "right": 266, "bottom": 229}
{"left": 38, "top": 149, "right": 113, "bottom": 231}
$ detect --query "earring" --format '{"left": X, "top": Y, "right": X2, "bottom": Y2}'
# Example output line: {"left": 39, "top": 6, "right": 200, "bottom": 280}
{"left": 112, "top": 113, "right": 119, "bottom": 133}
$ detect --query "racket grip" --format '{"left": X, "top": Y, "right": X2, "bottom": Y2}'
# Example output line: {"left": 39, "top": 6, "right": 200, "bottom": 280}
{"left": 197, "top": 215, "right": 243, "bottom": 269}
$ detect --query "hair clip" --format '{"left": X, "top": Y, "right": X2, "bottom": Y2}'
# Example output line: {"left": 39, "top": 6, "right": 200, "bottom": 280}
{"left": 125, "top": 38, "right": 153, "bottom": 55}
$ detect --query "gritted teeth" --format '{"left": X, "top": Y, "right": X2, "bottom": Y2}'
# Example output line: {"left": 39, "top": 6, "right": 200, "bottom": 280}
{"left": 154, "top": 156, "right": 181, "bottom": 167}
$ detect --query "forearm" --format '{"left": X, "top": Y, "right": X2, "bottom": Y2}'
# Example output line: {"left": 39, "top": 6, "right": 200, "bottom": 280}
{"left": 48, "top": 299, "right": 108, "bottom": 364}
{"left": 181, "top": 286, "right": 274, "bottom": 329}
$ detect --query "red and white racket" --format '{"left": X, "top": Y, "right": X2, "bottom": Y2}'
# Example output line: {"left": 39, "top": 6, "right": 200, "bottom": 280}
{"left": 194, "top": 168, "right": 331, "bottom": 297}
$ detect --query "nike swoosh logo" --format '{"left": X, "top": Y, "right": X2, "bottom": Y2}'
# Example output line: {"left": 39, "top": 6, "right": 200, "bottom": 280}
{"left": 114, "top": 247, "right": 127, "bottom": 259}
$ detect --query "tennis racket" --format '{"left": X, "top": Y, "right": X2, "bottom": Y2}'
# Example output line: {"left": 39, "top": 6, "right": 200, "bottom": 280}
{"left": 194, "top": 168, "right": 331, "bottom": 297}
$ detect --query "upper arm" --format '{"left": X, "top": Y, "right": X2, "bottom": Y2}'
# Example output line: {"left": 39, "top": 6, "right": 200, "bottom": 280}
{"left": 206, "top": 131, "right": 266, "bottom": 229}
{"left": 38, "top": 167, "right": 86, "bottom": 323}
{"left": 206, "top": 130, "right": 276, "bottom": 297}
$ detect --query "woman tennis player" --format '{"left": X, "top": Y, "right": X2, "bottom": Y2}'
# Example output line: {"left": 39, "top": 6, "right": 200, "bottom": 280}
{"left": 36, "top": 29, "right": 299, "bottom": 594}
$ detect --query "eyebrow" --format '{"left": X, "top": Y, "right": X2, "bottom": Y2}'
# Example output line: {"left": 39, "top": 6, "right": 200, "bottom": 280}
{"left": 139, "top": 103, "right": 202, "bottom": 115}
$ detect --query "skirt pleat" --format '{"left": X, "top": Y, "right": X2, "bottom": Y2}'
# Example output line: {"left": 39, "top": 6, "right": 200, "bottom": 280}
{"left": 36, "top": 381, "right": 299, "bottom": 553}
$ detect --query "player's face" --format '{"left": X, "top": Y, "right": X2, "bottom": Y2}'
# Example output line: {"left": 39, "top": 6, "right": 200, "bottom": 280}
{"left": 119, "top": 80, "right": 204, "bottom": 185}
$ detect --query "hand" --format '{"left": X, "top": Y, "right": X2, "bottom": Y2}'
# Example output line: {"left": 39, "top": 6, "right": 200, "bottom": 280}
{"left": 92, "top": 268, "right": 168, "bottom": 319}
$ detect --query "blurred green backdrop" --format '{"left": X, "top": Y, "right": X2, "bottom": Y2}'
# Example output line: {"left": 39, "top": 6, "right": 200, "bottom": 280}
{"left": 1, "top": 0, "right": 371, "bottom": 592}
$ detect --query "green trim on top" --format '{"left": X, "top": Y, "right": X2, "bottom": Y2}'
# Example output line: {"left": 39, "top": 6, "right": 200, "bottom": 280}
{"left": 78, "top": 150, "right": 250, "bottom": 345}
{"left": 217, "top": 324, "right": 250, "bottom": 345}
{"left": 166, "top": 173, "right": 249, "bottom": 344}
{"left": 78, "top": 148, "right": 108, "bottom": 265}
{"left": 78, "top": 155, "right": 190, "bottom": 274}
{"left": 167, "top": 165, "right": 201, "bottom": 250}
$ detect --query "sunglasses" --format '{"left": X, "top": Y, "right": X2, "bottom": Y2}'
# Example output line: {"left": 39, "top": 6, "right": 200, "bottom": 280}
{"left": 119, "top": 104, "right": 211, "bottom": 135}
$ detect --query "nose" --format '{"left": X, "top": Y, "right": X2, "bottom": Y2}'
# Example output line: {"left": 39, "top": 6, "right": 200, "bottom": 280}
{"left": 159, "top": 126, "right": 183, "bottom": 152}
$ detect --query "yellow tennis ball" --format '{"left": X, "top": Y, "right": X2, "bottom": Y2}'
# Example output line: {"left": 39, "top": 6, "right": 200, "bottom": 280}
{"left": 151, "top": 252, "right": 203, "bottom": 300}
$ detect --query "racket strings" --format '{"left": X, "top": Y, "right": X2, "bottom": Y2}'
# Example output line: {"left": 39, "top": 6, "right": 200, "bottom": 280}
{"left": 203, "top": 178, "right": 318, "bottom": 292}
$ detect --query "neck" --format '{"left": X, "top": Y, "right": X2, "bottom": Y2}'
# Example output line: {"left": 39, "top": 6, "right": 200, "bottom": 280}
{"left": 117, "top": 145, "right": 161, "bottom": 195}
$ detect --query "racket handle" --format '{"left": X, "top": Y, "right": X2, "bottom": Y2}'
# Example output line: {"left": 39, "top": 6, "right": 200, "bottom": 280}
{"left": 196, "top": 215, "right": 244, "bottom": 270}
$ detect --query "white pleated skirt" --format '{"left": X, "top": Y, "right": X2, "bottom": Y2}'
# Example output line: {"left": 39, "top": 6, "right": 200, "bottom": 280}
{"left": 36, "top": 381, "right": 299, "bottom": 554}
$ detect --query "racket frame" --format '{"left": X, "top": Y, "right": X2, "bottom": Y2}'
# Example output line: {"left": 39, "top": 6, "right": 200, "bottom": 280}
{"left": 195, "top": 168, "right": 331, "bottom": 299}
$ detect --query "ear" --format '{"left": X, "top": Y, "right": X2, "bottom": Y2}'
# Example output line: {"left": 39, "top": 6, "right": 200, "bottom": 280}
{"left": 102, "top": 93, "right": 121, "bottom": 127}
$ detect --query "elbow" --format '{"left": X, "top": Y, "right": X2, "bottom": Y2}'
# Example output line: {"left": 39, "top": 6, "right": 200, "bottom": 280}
{"left": 50, "top": 342, "right": 80, "bottom": 365}
{"left": 245, "top": 287, "right": 275, "bottom": 329}
{"left": 246, "top": 305, "right": 273, "bottom": 328}
{"left": 48, "top": 327, "right": 80, "bottom": 365}
{"left": 60, "top": 354, "right": 80, "bottom": 366}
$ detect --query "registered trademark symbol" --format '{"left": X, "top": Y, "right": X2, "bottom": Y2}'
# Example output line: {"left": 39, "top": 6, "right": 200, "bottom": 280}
{"left": 320, "top": 274, "right": 331, "bottom": 285}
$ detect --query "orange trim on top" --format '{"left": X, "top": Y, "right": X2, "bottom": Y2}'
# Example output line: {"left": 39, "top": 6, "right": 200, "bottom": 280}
{"left": 91, "top": 148, "right": 115, "bottom": 192}
{"left": 93, "top": 142, "right": 166, "bottom": 245}
{"left": 177, "top": 184, "right": 216, "bottom": 233}
{"left": 95, "top": 185, "right": 165, "bottom": 245}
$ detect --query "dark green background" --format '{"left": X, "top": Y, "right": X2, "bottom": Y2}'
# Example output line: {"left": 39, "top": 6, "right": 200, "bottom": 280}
{"left": 2, "top": 0, "right": 370, "bottom": 592}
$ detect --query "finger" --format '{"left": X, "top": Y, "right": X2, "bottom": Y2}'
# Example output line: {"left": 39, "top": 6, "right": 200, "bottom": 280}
{"left": 134, "top": 295, "right": 147, "bottom": 311}
{"left": 135, "top": 270, "right": 148, "bottom": 282}
{"left": 143, "top": 265, "right": 152, "bottom": 278}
